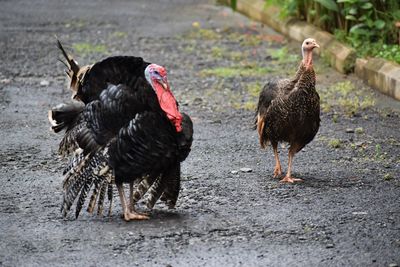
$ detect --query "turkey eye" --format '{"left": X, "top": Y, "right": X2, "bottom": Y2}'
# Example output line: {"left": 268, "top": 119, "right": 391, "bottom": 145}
{"left": 306, "top": 42, "right": 309, "bottom": 45}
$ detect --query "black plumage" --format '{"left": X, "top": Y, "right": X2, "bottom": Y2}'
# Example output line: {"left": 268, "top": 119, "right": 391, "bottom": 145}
{"left": 256, "top": 38, "right": 320, "bottom": 183}
{"left": 49, "top": 40, "right": 193, "bottom": 220}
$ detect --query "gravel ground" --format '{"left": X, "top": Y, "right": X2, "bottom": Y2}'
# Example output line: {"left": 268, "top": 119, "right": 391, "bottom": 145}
{"left": 0, "top": 0, "right": 399, "bottom": 266}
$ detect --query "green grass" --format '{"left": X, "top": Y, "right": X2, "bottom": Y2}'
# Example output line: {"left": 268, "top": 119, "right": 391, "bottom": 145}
{"left": 241, "top": 101, "right": 257, "bottom": 111}
{"left": 355, "top": 127, "right": 364, "bottom": 134}
{"left": 228, "top": 51, "right": 245, "bottom": 62}
{"left": 335, "top": 32, "right": 400, "bottom": 65}
{"left": 268, "top": 47, "right": 299, "bottom": 64}
{"left": 209, "top": 46, "right": 249, "bottom": 62}
{"left": 383, "top": 173, "right": 394, "bottom": 181}
{"left": 65, "top": 20, "right": 86, "bottom": 29}
{"left": 320, "top": 81, "right": 375, "bottom": 116}
{"left": 200, "top": 65, "right": 274, "bottom": 78}
{"left": 111, "top": 31, "right": 128, "bottom": 39}
{"left": 328, "top": 138, "right": 342, "bottom": 149}
{"left": 240, "top": 35, "right": 262, "bottom": 46}
{"left": 245, "top": 82, "right": 263, "bottom": 97}
{"left": 187, "top": 28, "right": 221, "bottom": 40}
{"left": 72, "top": 42, "right": 108, "bottom": 56}
{"left": 211, "top": 46, "right": 224, "bottom": 58}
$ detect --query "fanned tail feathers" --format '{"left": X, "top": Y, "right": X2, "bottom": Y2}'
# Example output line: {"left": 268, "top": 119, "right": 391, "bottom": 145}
{"left": 256, "top": 113, "right": 267, "bottom": 149}
{"left": 61, "top": 147, "right": 113, "bottom": 219}
{"left": 56, "top": 39, "right": 91, "bottom": 100}
{"left": 131, "top": 175, "right": 158, "bottom": 206}
{"left": 48, "top": 102, "right": 84, "bottom": 156}
{"left": 132, "top": 163, "right": 181, "bottom": 210}
{"left": 145, "top": 175, "right": 166, "bottom": 210}
{"left": 48, "top": 102, "right": 84, "bottom": 133}
{"left": 159, "top": 163, "right": 181, "bottom": 209}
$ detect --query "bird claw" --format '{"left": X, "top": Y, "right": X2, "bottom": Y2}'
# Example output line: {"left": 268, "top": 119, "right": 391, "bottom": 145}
{"left": 273, "top": 166, "right": 282, "bottom": 178}
{"left": 280, "top": 176, "right": 303, "bottom": 183}
{"left": 122, "top": 211, "right": 149, "bottom": 221}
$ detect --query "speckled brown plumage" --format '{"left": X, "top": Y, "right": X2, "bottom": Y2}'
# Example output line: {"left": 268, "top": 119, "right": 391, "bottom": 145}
{"left": 256, "top": 38, "right": 320, "bottom": 183}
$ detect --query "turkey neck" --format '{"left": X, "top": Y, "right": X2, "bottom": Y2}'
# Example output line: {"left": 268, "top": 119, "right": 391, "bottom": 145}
{"left": 293, "top": 62, "right": 306, "bottom": 82}
{"left": 297, "top": 49, "right": 316, "bottom": 90}
{"left": 297, "top": 66, "right": 316, "bottom": 91}
{"left": 302, "top": 49, "right": 313, "bottom": 70}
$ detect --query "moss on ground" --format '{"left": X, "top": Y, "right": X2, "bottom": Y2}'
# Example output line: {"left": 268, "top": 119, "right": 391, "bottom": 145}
{"left": 319, "top": 81, "right": 375, "bottom": 116}
{"left": 72, "top": 42, "right": 108, "bottom": 56}
{"left": 200, "top": 65, "right": 274, "bottom": 78}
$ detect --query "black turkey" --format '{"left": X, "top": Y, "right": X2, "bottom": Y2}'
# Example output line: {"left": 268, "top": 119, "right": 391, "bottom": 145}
{"left": 255, "top": 38, "right": 320, "bottom": 183}
{"left": 49, "top": 40, "right": 193, "bottom": 221}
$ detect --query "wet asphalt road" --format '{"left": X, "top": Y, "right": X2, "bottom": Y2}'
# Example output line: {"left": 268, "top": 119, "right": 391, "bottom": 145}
{"left": 0, "top": 0, "right": 399, "bottom": 266}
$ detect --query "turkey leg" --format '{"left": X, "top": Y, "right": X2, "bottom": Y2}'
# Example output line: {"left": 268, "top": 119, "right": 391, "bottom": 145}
{"left": 280, "top": 146, "right": 303, "bottom": 183}
{"left": 116, "top": 182, "right": 149, "bottom": 221}
{"left": 272, "top": 144, "right": 282, "bottom": 178}
{"left": 128, "top": 182, "right": 148, "bottom": 216}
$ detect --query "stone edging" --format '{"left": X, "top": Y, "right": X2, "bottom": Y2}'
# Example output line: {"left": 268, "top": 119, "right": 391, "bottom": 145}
{"left": 219, "top": 0, "right": 400, "bottom": 101}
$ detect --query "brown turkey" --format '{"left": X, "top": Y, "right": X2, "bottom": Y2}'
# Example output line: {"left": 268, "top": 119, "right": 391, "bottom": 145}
{"left": 255, "top": 38, "right": 320, "bottom": 183}
{"left": 49, "top": 40, "right": 193, "bottom": 221}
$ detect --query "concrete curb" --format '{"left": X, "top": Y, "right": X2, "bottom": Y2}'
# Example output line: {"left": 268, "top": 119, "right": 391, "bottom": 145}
{"left": 219, "top": 0, "right": 400, "bottom": 101}
{"left": 356, "top": 58, "right": 400, "bottom": 100}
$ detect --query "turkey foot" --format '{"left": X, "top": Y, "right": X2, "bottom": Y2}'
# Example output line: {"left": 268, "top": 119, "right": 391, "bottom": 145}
{"left": 280, "top": 146, "right": 303, "bottom": 183}
{"left": 128, "top": 182, "right": 149, "bottom": 216}
{"left": 121, "top": 208, "right": 149, "bottom": 220}
{"left": 122, "top": 211, "right": 149, "bottom": 221}
{"left": 117, "top": 182, "right": 149, "bottom": 221}
{"left": 273, "top": 164, "right": 282, "bottom": 178}
{"left": 272, "top": 145, "right": 282, "bottom": 178}
{"left": 128, "top": 205, "right": 149, "bottom": 217}
{"left": 280, "top": 176, "right": 303, "bottom": 183}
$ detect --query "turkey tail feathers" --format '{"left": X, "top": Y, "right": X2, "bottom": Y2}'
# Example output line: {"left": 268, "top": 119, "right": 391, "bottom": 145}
{"left": 56, "top": 39, "right": 79, "bottom": 74}
{"left": 159, "top": 163, "right": 181, "bottom": 209}
{"left": 48, "top": 102, "right": 84, "bottom": 133}
{"left": 145, "top": 175, "right": 166, "bottom": 210}
{"left": 61, "top": 148, "right": 112, "bottom": 219}
{"left": 48, "top": 102, "right": 84, "bottom": 156}
{"left": 96, "top": 182, "right": 108, "bottom": 216}
{"left": 56, "top": 39, "right": 91, "bottom": 100}
{"left": 131, "top": 175, "right": 158, "bottom": 206}
{"left": 257, "top": 113, "right": 267, "bottom": 149}
{"left": 129, "top": 163, "right": 181, "bottom": 210}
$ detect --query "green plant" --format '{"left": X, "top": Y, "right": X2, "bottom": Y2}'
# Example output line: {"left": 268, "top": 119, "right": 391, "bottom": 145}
{"left": 329, "top": 138, "right": 341, "bottom": 148}
{"left": 332, "top": 113, "right": 339, "bottom": 123}
{"left": 240, "top": 35, "right": 262, "bottom": 46}
{"left": 111, "top": 31, "right": 128, "bottom": 39}
{"left": 355, "top": 127, "right": 364, "bottom": 134}
{"left": 268, "top": 47, "right": 299, "bottom": 63}
{"left": 383, "top": 173, "right": 393, "bottom": 181}
{"left": 335, "top": 36, "right": 400, "bottom": 63}
{"left": 374, "top": 144, "right": 387, "bottom": 160}
{"left": 211, "top": 46, "right": 224, "bottom": 58}
{"left": 187, "top": 27, "right": 220, "bottom": 40}
{"left": 246, "top": 82, "right": 263, "bottom": 97}
{"left": 319, "top": 81, "right": 375, "bottom": 116}
{"left": 72, "top": 42, "right": 108, "bottom": 56}
{"left": 263, "top": 0, "right": 400, "bottom": 63}
{"left": 200, "top": 64, "right": 274, "bottom": 78}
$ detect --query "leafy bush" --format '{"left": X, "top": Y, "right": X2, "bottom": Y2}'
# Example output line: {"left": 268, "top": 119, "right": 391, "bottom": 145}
{"left": 265, "top": 0, "right": 400, "bottom": 63}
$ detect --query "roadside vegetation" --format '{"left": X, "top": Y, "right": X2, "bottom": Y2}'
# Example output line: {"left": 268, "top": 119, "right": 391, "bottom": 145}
{"left": 264, "top": 0, "right": 400, "bottom": 64}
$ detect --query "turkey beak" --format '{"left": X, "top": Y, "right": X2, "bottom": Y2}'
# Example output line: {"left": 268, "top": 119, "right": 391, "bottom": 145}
{"left": 313, "top": 42, "right": 320, "bottom": 49}
{"left": 160, "top": 78, "right": 169, "bottom": 90}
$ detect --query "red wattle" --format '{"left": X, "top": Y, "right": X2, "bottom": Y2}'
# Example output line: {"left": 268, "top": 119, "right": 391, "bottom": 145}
{"left": 153, "top": 83, "right": 183, "bottom": 132}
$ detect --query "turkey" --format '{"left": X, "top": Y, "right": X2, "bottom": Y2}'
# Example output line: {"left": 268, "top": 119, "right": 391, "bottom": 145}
{"left": 49, "top": 40, "right": 193, "bottom": 221}
{"left": 255, "top": 38, "right": 320, "bottom": 183}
